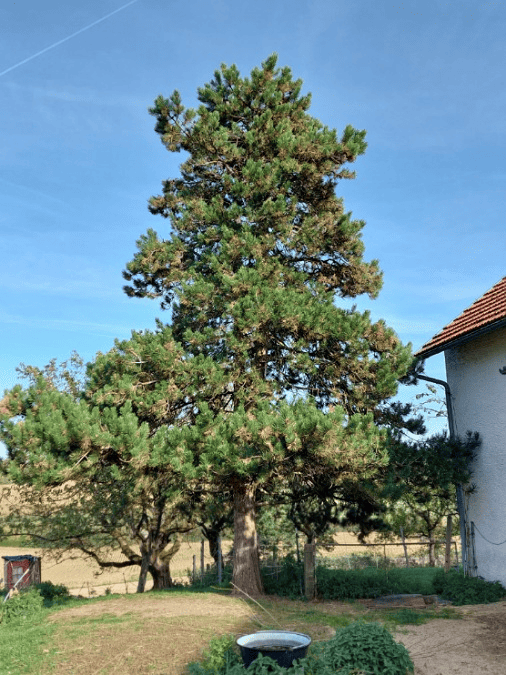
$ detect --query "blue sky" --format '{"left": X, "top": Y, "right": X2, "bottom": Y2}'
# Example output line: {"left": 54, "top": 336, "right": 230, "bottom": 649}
{"left": 2, "top": 0, "right": 505, "bottom": 452}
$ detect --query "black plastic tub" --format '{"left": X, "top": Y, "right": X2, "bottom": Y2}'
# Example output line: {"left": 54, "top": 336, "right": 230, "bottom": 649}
{"left": 236, "top": 630, "right": 311, "bottom": 668}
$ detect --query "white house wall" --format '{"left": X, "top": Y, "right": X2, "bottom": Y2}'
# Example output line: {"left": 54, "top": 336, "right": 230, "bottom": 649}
{"left": 445, "top": 326, "right": 506, "bottom": 586}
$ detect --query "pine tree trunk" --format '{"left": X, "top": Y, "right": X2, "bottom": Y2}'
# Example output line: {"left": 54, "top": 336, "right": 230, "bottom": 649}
{"left": 400, "top": 527, "right": 409, "bottom": 568}
{"left": 231, "top": 482, "right": 263, "bottom": 597}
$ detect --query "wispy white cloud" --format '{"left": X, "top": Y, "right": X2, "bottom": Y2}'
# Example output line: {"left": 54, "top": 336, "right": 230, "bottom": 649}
{"left": 0, "top": 177, "right": 68, "bottom": 207}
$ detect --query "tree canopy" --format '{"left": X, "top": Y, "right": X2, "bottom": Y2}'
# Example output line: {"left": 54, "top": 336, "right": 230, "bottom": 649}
{"left": 121, "top": 54, "right": 413, "bottom": 594}
{"left": 1, "top": 55, "right": 417, "bottom": 596}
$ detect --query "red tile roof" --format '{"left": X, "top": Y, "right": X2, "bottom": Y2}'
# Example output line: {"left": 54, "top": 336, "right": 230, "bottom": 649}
{"left": 416, "top": 276, "right": 506, "bottom": 358}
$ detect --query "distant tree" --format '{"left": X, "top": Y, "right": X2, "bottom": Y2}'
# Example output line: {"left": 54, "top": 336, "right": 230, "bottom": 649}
{"left": 121, "top": 54, "right": 413, "bottom": 595}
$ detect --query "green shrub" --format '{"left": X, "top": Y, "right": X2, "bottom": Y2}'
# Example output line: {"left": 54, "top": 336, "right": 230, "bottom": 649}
{"left": 187, "top": 634, "right": 242, "bottom": 675}
{"left": 35, "top": 581, "right": 70, "bottom": 605}
{"left": 316, "top": 567, "right": 402, "bottom": 600}
{"left": 315, "top": 565, "right": 440, "bottom": 600}
{"left": 261, "top": 555, "right": 304, "bottom": 598}
{"left": 306, "top": 621, "right": 414, "bottom": 675}
{"left": 0, "top": 588, "right": 45, "bottom": 624}
{"left": 432, "top": 569, "right": 506, "bottom": 605}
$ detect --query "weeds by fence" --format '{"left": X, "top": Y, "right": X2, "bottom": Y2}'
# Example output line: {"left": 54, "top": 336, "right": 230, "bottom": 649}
{"left": 187, "top": 537, "right": 462, "bottom": 601}
{"left": 318, "top": 540, "right": 460, "bottom": 570}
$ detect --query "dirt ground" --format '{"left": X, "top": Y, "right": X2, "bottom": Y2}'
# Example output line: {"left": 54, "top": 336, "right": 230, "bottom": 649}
{"left": 47, "top": 593, "right": 506, "bottom": 675}
{"left": 394, "top": 601, "right": 506, "bottom": 674}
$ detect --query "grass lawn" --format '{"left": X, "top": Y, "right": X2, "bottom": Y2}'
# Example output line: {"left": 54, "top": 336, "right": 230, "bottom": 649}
{"left": 0, "top": 608, "right": 58, "bottom": 674}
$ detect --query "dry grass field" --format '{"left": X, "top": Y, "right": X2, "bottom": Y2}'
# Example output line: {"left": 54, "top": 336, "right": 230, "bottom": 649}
{"left": 0, "top": 539, "right": 232, "bottom": 595}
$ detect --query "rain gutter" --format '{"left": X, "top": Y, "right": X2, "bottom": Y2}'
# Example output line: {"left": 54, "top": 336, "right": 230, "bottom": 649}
{"left": 415, "top": 374, "right": 469, "bottom": 575}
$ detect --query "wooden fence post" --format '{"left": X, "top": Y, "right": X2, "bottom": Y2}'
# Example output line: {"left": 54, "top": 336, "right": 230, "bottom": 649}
{"left": 400, "top": 527, "right": 409, "bottom": 567}
{"left": 445, "top": 515, "right": 453, "bottom": 572}
{"left": 304, "top": 543, "right": 316, "bottom": 600}
{"left": 217, "top": 535, "right": 222, "bottom": 584}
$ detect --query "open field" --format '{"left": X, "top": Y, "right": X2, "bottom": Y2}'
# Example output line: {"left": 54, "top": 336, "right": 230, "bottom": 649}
{"left": 0, "top": 539, "right": 233, "bottom": 596}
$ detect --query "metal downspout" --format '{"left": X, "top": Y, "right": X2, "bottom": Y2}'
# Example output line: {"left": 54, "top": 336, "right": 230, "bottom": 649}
{"left": 415, "top": 374, "right": 469, "bottom": 575}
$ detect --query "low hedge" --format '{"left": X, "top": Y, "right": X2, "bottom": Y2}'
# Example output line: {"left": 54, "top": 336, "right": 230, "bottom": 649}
{"left": 432, "top": 569, "right": 506, "bottom": 605}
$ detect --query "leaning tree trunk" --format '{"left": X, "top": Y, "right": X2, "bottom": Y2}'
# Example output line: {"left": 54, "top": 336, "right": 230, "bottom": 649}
{"left": 232, "top": 482, "right": 263, "bottom": 597}
{"left": 137, "top": 544, "right": 151, "bottom": 593}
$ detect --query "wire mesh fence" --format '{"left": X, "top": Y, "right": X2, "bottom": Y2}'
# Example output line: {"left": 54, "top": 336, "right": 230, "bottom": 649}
{"left": 318, "top": 541, "right": 459, "bottom": 569}
{"left": 317, "top": 540, "right": 460, "bottom": 570}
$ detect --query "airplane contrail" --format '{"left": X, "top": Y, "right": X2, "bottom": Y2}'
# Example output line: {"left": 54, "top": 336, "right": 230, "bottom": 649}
{"left": 0, "top": 0, "right": 139, "bottom": 78}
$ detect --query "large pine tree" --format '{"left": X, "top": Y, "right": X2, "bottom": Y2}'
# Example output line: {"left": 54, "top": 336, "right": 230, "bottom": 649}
{"left": 123, "top": 55, "right": 412, "bottom": 595}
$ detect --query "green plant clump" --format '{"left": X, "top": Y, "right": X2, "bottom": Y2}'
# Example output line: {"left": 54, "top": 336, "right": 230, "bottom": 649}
{"left": 188, "top": 564, "right": 233, "bottom": 590}
{"left": 306, "top": 621, "right": 413, "bottom": 675}
{"left": 0, "top": 588, "right": 45, "bottom": 624}
{"left": 187, "top": 634, "right": 242, "bottom": 675}
{"left": 315, "top": 565, "right": 440, "bottom": 600}
{"left": 432, "top": 569, "right": 506, "bottom": 605}
{"left": 186, "top": 622, "right": 414, "bottom": 675}
{"left": 261, "top": 556, "right": 304, "bottom": 598}
{"left": 35, "top": 581, "right": 70, "bottom": 605}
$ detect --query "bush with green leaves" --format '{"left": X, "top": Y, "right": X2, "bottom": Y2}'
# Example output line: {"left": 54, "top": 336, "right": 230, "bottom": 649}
{"left": 316, "top": 567, "right": 402, "bottom": 600}
{"left": 187, "top": 634, "right": 242, "bottom": 675}
{"left": 185, "top": 622, "right": 413, "bottom": 675}
{"left": 261, "top": 555, "right": 304, "bottom": 598}
{"left": 306, "top": 622, "right": 413, "bottom": 675}
{"left": 0, "top": 588, "right": 45, "bottom": 624}
{"left": 35, "top": 581, "right": 70, "bottom": 605}
{"left": 315, "top": 564, "right": 439, "bottom": 600}
{"left": 432, "top": 569, "right": 506, "bottom": 605}
{"left": 188, "top": 564, "right": 233, "bottom": 589}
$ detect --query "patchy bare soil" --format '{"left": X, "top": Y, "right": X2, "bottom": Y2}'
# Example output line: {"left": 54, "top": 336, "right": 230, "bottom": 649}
{"left": 49, "top": 593, "right": 258, "bottom": 675}
{"left": 394, "top": 601, "right": 506, "bottom": 674}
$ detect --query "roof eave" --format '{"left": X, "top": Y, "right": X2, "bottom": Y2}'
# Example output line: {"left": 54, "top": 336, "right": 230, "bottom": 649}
{"left": 416, "top": 317, "right": 506, "bottom": 360}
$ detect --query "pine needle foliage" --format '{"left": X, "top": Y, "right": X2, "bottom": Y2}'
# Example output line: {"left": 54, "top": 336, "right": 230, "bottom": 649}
{"left": 121, "top": 55, "right": 413, "bottom": 594}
